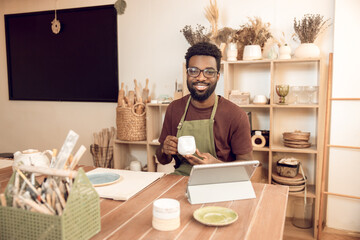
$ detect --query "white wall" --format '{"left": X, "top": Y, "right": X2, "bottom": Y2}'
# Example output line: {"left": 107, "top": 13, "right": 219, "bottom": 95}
{"left": 0, "top": 0, "right": 119, "bottom": 166}
{"left": 0, "top": 0, "right": 334, "bottom": 165}
{"left": 326, "top": 0, "right": 360, "bottom": 232}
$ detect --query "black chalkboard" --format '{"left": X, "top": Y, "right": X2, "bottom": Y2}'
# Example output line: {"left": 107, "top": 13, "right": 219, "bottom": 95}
{"left": 5, "top": 5, "right": 118, "bottom": 102}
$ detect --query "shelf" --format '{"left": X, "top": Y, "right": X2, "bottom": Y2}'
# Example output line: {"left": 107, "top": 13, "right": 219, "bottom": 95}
{"left": 227, "top": 59, "right": 272, "bottom": 64}
{"left": 147, "top": 103, "right": 170, "bottom": 107}
{"left": 288, "top": 184, "right": 316, "bottom": 198}
{"left": 271, "top": 143, "right": 318, "bottom": 154}
{"left": 253, "top": 146, "right": 270, "bottom": 152}
{"left": 283, "top": 218, "right": 314, "bottom": 240}
{"left": 236, "top": 104, "right": 271, "bottom": 108}
{"left": 225, "top": 58, "right": 320, "bottom": 65}
{"left": 114, "top": 139, "right": 147, "bottom": 145}
{"left": 238, "top": 103, "right": 319, "bottom": 109}
{"left": 272, "top": 104, "right": 319, "bottom": 109}
{"left": 149, "top": 142, "right": 161, "bottom": 146}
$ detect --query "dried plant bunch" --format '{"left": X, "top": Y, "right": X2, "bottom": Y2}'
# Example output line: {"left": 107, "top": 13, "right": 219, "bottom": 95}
{"left": 212, "top": 27, "right": 237, "bottom": 45}
{"left": 233, "top": 17, "right": 272, "bottom": 47}
{"left": 293, "top": 14, "right": 331, "bottom": 43}
{"left": 204, "top": 0, "right": 219, "bottom": 39}
{"left": 180, "top": 24, "right": 210, "bottom": 46}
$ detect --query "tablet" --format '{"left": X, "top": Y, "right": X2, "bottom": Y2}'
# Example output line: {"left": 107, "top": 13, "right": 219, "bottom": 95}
{"left": 188, "top": 160, "right": 260, "bottom": 186}
{"left": 186, "top": 160, "right": 260, "bottom": 204}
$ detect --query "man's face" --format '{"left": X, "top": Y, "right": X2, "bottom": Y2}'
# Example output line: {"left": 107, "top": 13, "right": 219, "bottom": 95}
{"left": 186, "top": 55, "right": 219, "bottom": 102}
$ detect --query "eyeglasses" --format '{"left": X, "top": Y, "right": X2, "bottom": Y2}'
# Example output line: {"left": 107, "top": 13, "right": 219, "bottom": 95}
{"left": 186, "top": 67, "right": 218, "bottom": 78}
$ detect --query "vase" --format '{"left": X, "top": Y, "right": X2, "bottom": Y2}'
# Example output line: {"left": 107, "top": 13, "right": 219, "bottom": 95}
{"left": 243, "top": 45, "right": 262, "bottom": 60}
{"left": 267, "top": 44, "right": 278, "bottom": 60}
{"left": 226, "top": 42, "right": 238, "bottom": 61}
{"left": 219, "top": 42, "right": 227, "bottom": 60}
{"left": 279, "top": 45, "right": 291, "bottom": 59}
{"left": 294, "top": 43, "right": 320, "bottom": 58}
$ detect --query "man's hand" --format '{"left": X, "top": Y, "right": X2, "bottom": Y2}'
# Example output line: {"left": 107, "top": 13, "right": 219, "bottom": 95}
{"left": 184, "top": 149, "right": 221, "bottom": 165}
{"left": 162, "top": 135, "right": 178, "bottom": 155}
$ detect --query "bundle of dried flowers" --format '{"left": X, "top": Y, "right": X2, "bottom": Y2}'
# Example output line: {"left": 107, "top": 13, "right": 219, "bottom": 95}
{"left": 212, "top": 27, "right": 237, "bottom": 45}
{"left": 293, "top": 14, "right": 331, "bottom": 43}
{"left": 180, "top": 24, "right": 210, "bottom": 46}
{"left": 204, "top": 0, "right": 219, "bottom": 40}
{"left": 232, "top": 17, "right": 272, "bottom": 59}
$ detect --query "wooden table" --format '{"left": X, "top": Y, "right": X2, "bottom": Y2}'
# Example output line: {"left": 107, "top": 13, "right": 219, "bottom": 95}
{"left": 0, "top": 166, "right": 289, "bottom": 240}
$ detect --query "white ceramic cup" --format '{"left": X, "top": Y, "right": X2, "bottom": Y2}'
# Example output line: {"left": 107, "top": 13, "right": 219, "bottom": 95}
{"left": 130, "top": 160, "right": 142, "bottom": 171}
{"left": 177, "top": 136, "right": 196, "bottom": 155}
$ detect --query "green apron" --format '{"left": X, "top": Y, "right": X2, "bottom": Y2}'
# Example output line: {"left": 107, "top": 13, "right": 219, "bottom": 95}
{"left": 173, "top": 96, "right": 218, "bottom": 176}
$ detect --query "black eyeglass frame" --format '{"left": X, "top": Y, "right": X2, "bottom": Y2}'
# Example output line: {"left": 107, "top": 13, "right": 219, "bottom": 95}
{"left": 186, "top": 67, "right": 219, "bottom": 78}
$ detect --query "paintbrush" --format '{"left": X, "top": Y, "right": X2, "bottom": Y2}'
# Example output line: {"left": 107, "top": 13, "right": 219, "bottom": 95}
{"left": 16, "top": 169, "right": 56, "bottom": 214}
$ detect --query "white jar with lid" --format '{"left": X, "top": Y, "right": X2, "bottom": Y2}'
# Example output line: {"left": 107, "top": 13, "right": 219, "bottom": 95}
{"left": 152, "top": 198, "right": 180, "bottom": 231}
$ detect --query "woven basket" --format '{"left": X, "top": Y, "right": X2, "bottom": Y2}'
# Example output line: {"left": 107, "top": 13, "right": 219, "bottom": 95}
{"left": 116, "top": 103, "right": 146, "bottom": 141}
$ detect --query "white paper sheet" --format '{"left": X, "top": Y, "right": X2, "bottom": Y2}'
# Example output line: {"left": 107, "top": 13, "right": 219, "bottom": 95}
{"left": 86, "top": 168, "right": 165, "bottom": 201}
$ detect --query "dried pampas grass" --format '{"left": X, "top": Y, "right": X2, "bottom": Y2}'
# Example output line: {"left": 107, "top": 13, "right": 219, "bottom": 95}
{"left": 204, "top": 0, "right": 219, "bottom": 40}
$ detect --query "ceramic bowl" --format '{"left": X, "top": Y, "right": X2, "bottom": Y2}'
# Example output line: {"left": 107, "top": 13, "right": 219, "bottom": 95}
{"left": 253, "top": 95, "right": 267, "bottom": 104}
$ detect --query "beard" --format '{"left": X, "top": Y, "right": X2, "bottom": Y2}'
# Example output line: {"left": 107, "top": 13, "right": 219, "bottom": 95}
{"left": 187, "top": 80, "right": 217, "bottom": 101}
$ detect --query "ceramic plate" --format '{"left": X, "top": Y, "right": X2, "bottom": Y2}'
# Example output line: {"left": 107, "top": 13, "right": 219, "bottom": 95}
{"left": 86, "top": 172, "right": 122, "bottom": 187}
{"left": 193, "top": 206, "right": 238, "bottom": 226}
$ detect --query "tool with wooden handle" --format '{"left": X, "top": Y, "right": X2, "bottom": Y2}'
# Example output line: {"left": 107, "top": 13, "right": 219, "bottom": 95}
{"left": 134, "top": 79, "right": 142, "bottom": 102}
{"left": 118, "top": 82, "right": 125, "bottom": 107}
{"left": 142, "top": 78, "right": 149, "bottom": 103}
{"left": 135, "top": 97, "right": 143, "bottom": 114}
{"left": 128, "top": 90, "right": 135, "bottom": 107}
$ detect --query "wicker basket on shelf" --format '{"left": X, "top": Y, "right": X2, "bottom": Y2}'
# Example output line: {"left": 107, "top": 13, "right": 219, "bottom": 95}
{"left": 116, "top": 103, "right": 146, "bottom": 141}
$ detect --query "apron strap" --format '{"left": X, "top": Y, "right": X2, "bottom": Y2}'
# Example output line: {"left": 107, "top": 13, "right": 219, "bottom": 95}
{"left": 210, "top": 95, "right": 218, "bottom": 120}
{"left": 177, "top": 97, "right": 192, "bottom": 131}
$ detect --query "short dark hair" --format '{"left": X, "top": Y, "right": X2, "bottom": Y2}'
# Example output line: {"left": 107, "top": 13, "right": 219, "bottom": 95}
{"left": 185, "top": 42, "right": 222, "bottom": 71}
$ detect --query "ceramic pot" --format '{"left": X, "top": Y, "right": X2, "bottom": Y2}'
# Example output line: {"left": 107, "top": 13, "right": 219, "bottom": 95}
{"left": 279, "top": 45, "right": 291, "bottom": 59}
{"left": 226, "top": 43, "right": 238, "bottom": 61}
{"left": 243, "top": 45, "right": 262, "bottom": 60}
{"left": 294, "top": 43, "right": 320, "bottom": 58}
{"left": 13, "top": 149, "right": 52, "bottom": 170}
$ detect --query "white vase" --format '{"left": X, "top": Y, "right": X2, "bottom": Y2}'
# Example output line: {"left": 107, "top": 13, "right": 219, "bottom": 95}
{"left": 279, "top": 45, "right": 291, "bottom": 59}
{"left": 243, "top": 45, "right": 262, "bottom": 60}
{"left": 294, "top": 43, "right": 320, "bottom": 58}
{"left": 226, "top": 43, "right": 238, "bottom": 61}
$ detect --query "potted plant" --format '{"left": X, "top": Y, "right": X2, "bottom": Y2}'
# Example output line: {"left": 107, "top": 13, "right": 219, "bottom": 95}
{"left": 293, "top": 14, "right": 331, "bottom": 58}
{"left": 232, "top": 17, "right": 272, "bottom": 60}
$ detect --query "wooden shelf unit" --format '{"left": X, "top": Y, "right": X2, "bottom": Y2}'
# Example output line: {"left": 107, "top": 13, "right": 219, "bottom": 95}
{"left": 223, "top": 58, "right": 325, "bottom": 239}
{"left": 113, "top": 103, "right": 169, "bottom": 172}
{"left": 113, "top": 58, "right": 325, "bottom": 239}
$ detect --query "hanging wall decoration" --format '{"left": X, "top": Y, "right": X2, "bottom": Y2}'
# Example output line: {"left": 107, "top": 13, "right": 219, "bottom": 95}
{"left": 51, "top": 1, "right": 61, "bottom": 34}
{"left": 114, "top": 0, "right": 127, "bottom": 15}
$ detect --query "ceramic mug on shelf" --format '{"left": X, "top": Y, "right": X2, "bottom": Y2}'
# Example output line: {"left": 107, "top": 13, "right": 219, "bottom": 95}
{"left": 177, "top": 136, "right": 196, "bottom": 156}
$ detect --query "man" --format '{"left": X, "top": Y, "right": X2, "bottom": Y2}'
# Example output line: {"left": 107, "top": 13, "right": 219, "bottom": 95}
{"left": 156, "top": 42, "right": 253, "bottom": 176}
